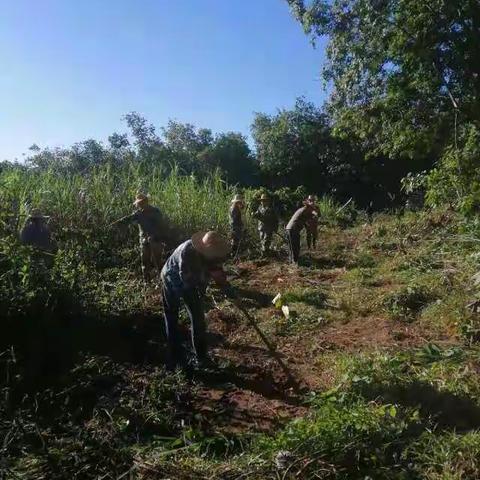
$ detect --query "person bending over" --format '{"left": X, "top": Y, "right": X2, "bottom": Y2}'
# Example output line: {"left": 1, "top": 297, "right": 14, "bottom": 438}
{"left": 161, "top": 231, "right": 234, "bottom": 370}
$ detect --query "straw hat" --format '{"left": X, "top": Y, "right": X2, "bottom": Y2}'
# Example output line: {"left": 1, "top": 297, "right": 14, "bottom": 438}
{"left": 231, "top": 194, "right": 244, "bottom": 204}
{"left": 191, "top": 231, "right": 231, "bottom": 260}
{"left": 133, "top": 193, "right": 149, "bottom": 207}
{"left": 260, "top": 193, "right": 270, "bottom": 202}
{"left": 28, "top": 209, "right": 49, "bottom": 220}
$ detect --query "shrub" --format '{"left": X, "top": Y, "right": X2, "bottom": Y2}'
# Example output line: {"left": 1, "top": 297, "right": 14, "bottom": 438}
{"left": 426, "top": 124, "right": 480, "bottom": 215}
{"left": 384, "top": 283, "right": 437, "bottom": 320}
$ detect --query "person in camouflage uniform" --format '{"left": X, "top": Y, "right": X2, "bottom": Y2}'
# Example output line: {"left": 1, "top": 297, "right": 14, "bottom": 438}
{"left": 253, "top": 193, "right": 278, "bottom": 256}
{"left": 119, "top": 193, "right": 167, "bottom": 282}
{"left": 229, "top": 194, "right": 245, "bottom": 255}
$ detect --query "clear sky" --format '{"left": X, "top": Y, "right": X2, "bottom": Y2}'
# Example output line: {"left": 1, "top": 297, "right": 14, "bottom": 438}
{"left": 0, "top": 0, "right": 327, "bottom": 161}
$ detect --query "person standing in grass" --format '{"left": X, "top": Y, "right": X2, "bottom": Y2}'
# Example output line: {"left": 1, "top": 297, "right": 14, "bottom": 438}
{"left": 117, "top": 193, "right": 167, "bottom": 282}
{"left": 20, "top": 209, "right": 57, "bottom": 265}
{"left": 161, "top": 231, "right": 234, "bottom": 370}
{"left": 305, "top": 195, "right": 320, "bottom": 250}
{"left": 229, "top": 193, "right": 245, "bottom": 255}
{"left": 285, "top": 200, "right": 315, "bottom": 264}
{"left": 253, "top": 193, "right": 278, "bottom": 257}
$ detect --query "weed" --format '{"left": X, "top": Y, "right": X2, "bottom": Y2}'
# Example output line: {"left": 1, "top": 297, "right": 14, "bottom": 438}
{"left": 282, "top": 287, "right": 328, "bottom": 309}
{"left": 408, "top": 431, "right": 480, "bottom": 480}
{"left": 384, "top": 283, "right": 438, "bottom": 320}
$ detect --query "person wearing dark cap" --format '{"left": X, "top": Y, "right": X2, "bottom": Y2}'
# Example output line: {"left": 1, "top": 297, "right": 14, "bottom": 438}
{"left": 161, "top": 231, "right": 234, "bottom": 369}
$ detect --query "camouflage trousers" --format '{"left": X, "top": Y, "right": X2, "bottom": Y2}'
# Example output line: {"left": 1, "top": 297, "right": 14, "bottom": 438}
{"left": 306, "top": 228, "right": 318, "bottom": 250}
{"left": 231, "top": 225, "right": 243, "bottom": 255}
{"left": 259, "top": 229, "right": 273, "bottom": 255}
{"left": 141, "top": 238, "right": 164, "bottom": 282}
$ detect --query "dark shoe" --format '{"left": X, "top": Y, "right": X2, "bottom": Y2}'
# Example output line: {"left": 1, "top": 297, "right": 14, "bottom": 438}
{"left": 191, "top": 356, "right": 218, "bottom": 371}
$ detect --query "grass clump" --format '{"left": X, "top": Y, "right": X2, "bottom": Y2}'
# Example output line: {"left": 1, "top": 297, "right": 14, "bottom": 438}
{"left": 2, "top": 355, "right": 191, "bottom": 480}
{"left": 255, "top": 395, "right": 417, "bottom": 479}
{"left": 384, "top": 282, "right": 438, "bottom": 321}
{"left": 408, "top": 431, "right": 480, "bottom": 480}
{"left": 282, "top": 287, "right": 328, "bottom": 309}
{"left": 249, "top": 347, "right": 480, "bottom": 479}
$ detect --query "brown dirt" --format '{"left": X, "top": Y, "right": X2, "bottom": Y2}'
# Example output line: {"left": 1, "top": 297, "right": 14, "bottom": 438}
{"left": 183, "top": 236, "right": 460, "bottom": 434}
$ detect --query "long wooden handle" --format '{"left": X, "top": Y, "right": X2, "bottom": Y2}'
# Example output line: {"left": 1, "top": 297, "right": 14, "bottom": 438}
{"left": 226, "top": 294, "right": 297, "bottom": 387}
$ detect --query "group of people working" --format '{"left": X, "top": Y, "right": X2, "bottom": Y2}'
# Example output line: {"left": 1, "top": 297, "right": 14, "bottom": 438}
{"left": 17, "top": 191, "right": 320, "bottom": 370}
{"left": 229, "top": 192, "right": 319, "bottom": 262}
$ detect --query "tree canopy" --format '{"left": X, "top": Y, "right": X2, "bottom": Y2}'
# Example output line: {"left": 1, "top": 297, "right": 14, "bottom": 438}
{"left": 286, "top": 0, "right": 480, "bottom": 160}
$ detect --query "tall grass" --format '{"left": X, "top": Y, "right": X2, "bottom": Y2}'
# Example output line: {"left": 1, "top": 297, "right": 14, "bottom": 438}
{"left": 0, "top": 163, "right": 236, "bottom": 242}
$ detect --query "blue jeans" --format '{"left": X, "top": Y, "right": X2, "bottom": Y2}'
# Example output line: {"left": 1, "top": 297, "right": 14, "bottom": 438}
{"left": 162, "top": 282, "right": 206, "bottom": 369}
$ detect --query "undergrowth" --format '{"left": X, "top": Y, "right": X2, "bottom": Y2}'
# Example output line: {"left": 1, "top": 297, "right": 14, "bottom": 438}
{"left": 4, "top": 169, "right": 480, "bottom": 478}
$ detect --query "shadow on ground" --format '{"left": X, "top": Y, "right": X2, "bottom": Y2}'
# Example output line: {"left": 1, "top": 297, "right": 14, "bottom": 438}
{"left": 301, "top": 254, "right": 347, "bottom": 269}
{"left": 233, "top": 287, "right": 272, "bottom": 307}
{"left": 359, "top": 380, "right": 480, "bottom": 431}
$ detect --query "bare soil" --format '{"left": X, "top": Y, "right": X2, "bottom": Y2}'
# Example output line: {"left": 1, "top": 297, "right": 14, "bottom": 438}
{"left": 182, "top": 234, "right": 459, "bottom": 434}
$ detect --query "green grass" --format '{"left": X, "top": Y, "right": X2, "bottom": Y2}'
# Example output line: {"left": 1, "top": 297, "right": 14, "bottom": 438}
{"left": 5, "top": 165, "right": 480, "bottom": 478}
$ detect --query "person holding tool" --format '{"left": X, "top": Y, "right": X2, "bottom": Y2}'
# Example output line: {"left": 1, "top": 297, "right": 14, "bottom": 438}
{"left": 229, "top": 193, "right": 245, "bottom": 256}
{"left": 161, "top": 231, "right": 235, "bottom": 370}
{"left": 253, "top": 193, "right": 278, "bottom": 257}
{"left": 305, "top": 195, "right": 319, "bottom": 250}
{"left": 113, "top": 193, "right": 167, "bottom": 282}
{"left": 285, "top": 199, "right": 315, "bottom": 264}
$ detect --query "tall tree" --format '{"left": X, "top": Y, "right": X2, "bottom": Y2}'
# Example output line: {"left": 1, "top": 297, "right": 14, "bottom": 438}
{"left": 200, "top": 132, "right": 257, "bottom": 186}
{"left": 286, "top": 0, "right": 480, "bottom": 162}
{"left": 252, "top": 98, "right": 361, "bottom": 197}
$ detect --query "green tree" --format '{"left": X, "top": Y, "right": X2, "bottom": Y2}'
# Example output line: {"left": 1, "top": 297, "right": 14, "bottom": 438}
{"left": 161, "top": 120, "right": 213, "bottom": 173}
{"left": 286, "top": 0, "right": 480, "bottom": 161}
{"left": 251, "top": 98, "right": 365, "bottom": 198}
{"left": 200, "top": 132, "right": 257, "bottom": 186}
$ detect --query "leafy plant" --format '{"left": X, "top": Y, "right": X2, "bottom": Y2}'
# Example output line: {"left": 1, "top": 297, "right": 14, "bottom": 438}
{"left": 384, "top": 283, "right": 437, "bottom": 320}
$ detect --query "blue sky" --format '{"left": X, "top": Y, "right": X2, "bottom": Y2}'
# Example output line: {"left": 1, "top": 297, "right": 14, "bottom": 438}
{"left": 0, "top": 0, "right": 327, "bottom": 161}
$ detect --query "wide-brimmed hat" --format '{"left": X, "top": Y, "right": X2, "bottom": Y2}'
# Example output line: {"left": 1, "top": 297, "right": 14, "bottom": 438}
{"left": 260, "top": 193, "right": 270, "bottom": 202}
{"left": 191, "top": 231, "right": 231, "bottom": 260}
{"left": 231, "top": 194, "right": 244, "bottom": 204}
{"left": 133, "top": 193, "right": 149, "bottom": 207}
{"left": 28, "top": 209, "right": 49, "bottom": 220}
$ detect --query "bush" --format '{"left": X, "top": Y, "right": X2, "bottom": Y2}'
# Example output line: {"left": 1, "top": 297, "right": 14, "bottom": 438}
{"left": 426, "top": 124, "right": 480, "bottom": 215}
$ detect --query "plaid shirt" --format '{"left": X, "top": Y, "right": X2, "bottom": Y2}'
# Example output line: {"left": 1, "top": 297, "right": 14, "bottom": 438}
{"left": 161, "top": 240, "right": 210, "bottom": 295}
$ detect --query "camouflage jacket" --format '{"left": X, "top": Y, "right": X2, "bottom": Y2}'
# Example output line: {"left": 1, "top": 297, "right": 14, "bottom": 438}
{"left": 229, "top": 204, "right": 243, "bottom": 230}
{"left": 122, "top": 205, "right": 166, "bottom": 243}
{"left": 306, "top": 208, "right": 319, "bottom": 231}
{"left": 253, "top": 205, "right": 278, "bottom": 233}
